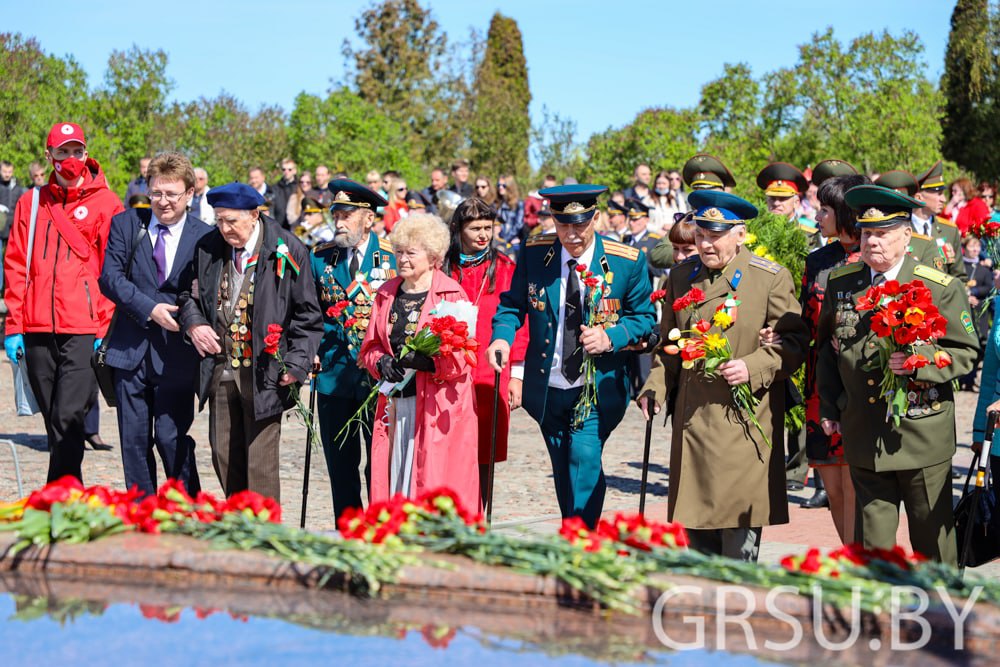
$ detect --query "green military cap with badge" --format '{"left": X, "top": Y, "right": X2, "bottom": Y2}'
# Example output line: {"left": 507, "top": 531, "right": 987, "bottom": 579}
{"left": 682, "top": 153, "right": 736, "bottom": 191}
{"left": 875, "top": 170, "right": 919, "bottom": 197}
{"left": 328, "top": 178, "right": 388, "bottom": 212}
{"left": 607, "top": 198, "right": 627, "bottom": 217}
{"left": 844, "top": 184, "right": 923, "bottom": 228}
{"left": 811, "top": 159, "right": 858, "bottom": 187}
{"left": 916, "top": 160, "right": 946, "bottom": 193}
{"left": 625, "top": 198, "right": 651, "bottom": 219}
{"left": 756, "top": 162, "right": 808, "bottom": 197}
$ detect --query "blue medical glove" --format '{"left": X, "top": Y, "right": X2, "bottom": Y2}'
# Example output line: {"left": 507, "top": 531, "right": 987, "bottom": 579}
{"left": 5, "top": 334, "right": 24, "bottom": 364}
{"left": 94, "top": 338, "right": 103, "bottom": 352}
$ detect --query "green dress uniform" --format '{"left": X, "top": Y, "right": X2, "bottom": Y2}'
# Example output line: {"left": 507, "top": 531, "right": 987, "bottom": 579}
{"left": 640, "top": 191, "right": 809, "bottom": 560}
{"left": 491, "top": 185, "right": 656, "bottom": 528}
{"left": 310, "top": 180, "right": 396, "bottom": 520}
{"left": 815, "top": 185, "right": 980, "bottom": 565}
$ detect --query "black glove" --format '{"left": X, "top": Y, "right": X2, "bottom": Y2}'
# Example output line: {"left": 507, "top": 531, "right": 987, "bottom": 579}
{"left": 400, "top": 350, "right": 436, "bottom": 373}
{"left": 377, "top": 355, "right": 407, "bottom": 383}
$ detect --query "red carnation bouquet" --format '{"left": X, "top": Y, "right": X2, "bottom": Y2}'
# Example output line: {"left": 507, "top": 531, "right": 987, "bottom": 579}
{"left": 337, "top": 301, "right": 479, "bottom": 441}
{"left": 264, "top": 323, "right": 318, "bottom": 440}
{"left": 970, "top": 214, "right": 1000, "bottom": 266}
{"left": 572, "top": 262, "right": 610, "bottom": 428}
{"left": 854, "top": 279, "right": 951, "bottom": 424}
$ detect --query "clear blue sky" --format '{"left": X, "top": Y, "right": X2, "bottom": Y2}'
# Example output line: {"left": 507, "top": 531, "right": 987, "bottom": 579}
{"left": 7, "top": 0, "right": 953, "bottom": 143}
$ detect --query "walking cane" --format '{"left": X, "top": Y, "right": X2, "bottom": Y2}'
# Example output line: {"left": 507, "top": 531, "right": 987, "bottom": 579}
{"left": 638, "top": 405, "right": 654, "bottom": 516}
{"left": 486, "top": 349, "right": 503, "bottom": 527}
{"left": 960, "top": 410, "right": 997, "bottom": 570}
{"left": 299, "top": 373, "right": 318, "bottom": 529}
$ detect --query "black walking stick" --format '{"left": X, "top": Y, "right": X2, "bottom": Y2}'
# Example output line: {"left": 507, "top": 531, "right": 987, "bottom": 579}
{"left": 299, "top": 373, "right": 318, "bottom": 529}
{"left": 638, "top": 403, "right": 654, "bottom": 516}
{"left": 486, "top": 349, "right": 503, "bottom": 526}
{"left": 960, "top": 410, "right": 997, "bottom": 570}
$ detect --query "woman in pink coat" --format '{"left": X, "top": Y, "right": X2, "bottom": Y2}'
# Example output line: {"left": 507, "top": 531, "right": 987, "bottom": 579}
{"left": 359, "top": 213, "right": 480, "bottom": 512}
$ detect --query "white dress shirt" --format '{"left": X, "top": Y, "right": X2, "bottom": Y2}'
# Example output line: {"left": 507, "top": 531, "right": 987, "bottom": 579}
{"left": 233, "top": 221, "right": 261, "bottom": 276}
{"left": 148, "top": 215, "right": 184, "bottom": 280}
{"left": 870, "top": 256, "right": 906, "bottom": 284}
{"left": 549, "top": 240, "right": 597, "bottom": 390}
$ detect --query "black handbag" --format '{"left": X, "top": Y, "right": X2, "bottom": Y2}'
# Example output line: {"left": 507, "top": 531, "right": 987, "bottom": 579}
{"left": 92, "top": 218, "right": 150, "bottom": 407}
{"left": 956, "top": 450, "right": 1000, "bottom": 568}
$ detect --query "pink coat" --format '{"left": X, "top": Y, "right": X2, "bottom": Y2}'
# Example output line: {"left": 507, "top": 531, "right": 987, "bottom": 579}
{"left": 359, "top": 269, "right": 481, "bottom": 512}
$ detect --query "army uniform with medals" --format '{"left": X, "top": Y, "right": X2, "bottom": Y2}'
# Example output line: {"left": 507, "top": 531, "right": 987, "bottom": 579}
{"left": 491, "top": 185, "right": 656, "bottom": 527}
{"left": 311, "top": 179, "right": 397, "bottom": 520}
{"left": 816, "top": 185, "right": 979, "bottom": 564}
{"left": 757, "top": 162, "right": 821, "bottom": 251}
{"left": 914, "top": 161, "right": 963, "bottom": 279}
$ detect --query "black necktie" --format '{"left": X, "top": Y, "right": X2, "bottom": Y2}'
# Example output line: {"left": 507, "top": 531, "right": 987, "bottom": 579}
{"left": 349, "top": 248, "right": 360, "bottom": 277}
{"left": 873, "top": 272, "right": 886, "bottom": 287}
{"left": 562, "top": 259, "right": 583, "bottom": 382}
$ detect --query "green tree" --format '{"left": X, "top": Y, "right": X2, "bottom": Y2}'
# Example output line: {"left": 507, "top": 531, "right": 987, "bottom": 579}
{"left": 531, "top": 105, "right": 584, "bottom": 183}
{"left": 0, "top": 33, "right": 88, "bottom": 176}
{"left": 580, "top": 107, "right": 701, "bottom": 191}
{"left": 87, "top": 45, "right": 173, "bottom": 193}
{"left": 941, "top": 0, "right": 997, "bottom": 179}
{"left": 470, "top": 12, "right": 531, "bottom": 179}
{"left": 288, "top": 88, "right": 420, "bottom": 183}
{"left": 342, "top": 0, "right": 470, "bottom": 172}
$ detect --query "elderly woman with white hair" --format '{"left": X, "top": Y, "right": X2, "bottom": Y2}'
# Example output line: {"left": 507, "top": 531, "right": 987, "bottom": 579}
{"left": 360, "top": 213, "right": 480, "bottom": 510}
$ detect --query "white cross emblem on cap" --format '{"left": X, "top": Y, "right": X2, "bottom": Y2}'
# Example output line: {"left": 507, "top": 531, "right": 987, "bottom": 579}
{"left": 61, "top": 124, "right": 74, "bottom": 135}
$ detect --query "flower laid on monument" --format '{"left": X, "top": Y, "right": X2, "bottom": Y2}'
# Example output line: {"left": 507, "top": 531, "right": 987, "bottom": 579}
{"left": 853, "top": 279, "right": 949, "bottom": 425}
{"left": 666, "top": 290, "right": 770, "bottom": 447}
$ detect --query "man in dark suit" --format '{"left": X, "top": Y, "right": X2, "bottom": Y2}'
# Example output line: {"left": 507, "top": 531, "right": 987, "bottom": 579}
{"left": 177, "top": 182, "right": 322, "bottom": 502}
{"left": 99, "top": 152, "right": 212, "bottom": 496}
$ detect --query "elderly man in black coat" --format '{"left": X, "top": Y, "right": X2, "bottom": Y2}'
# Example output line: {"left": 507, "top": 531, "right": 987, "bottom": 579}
{"left": 177, "top": 182, "right": 322, "bottom": 502}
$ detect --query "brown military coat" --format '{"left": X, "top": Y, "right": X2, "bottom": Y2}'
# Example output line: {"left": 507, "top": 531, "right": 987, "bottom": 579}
{"left": 640, "top": 248, "right": 809, "bottom": 529}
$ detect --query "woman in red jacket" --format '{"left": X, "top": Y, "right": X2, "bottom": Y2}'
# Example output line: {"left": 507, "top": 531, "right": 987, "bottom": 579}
{"left": 945, "top": 177, "right": 991, "bottom": 235}
{"left": 443, "top": 198, "right": 528, "bottom": 506}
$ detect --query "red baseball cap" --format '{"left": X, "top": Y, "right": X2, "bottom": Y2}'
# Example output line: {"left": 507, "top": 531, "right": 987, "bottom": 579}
{"left": 47, "top": 122, "right": 87, "bottom": 149}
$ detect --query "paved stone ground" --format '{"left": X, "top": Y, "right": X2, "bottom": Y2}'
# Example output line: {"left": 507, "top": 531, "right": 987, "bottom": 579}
{"left": 0, "top": 360, "right": 996, "bottom": 575}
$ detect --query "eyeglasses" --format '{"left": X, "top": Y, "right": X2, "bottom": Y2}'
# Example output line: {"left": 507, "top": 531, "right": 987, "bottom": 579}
{"left": 282, "top": 167, "right": 295, "bottom": 172}
{"left": 397, "top": 187, "right": 407, "bottom": 193}
{"left": 497, "top": 183, "right": 507, "bottom": 189}
{"left": 476, "top": 184, "right": 489, "bottom": 189}
{"left": 148, "top": 191, "right": 188, "bottom": 203}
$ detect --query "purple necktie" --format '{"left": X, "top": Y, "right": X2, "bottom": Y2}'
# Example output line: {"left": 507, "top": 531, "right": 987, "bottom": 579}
{"left": 153, "top": 224, "right": 170, "bottom": 284}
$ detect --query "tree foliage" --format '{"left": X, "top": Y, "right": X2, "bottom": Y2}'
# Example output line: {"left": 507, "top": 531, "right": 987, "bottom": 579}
{"left": 941, "top": 0, "right": 999, "bottom": 180}
{"left": 470, "top": 12, "right": 531, "bottom": 179}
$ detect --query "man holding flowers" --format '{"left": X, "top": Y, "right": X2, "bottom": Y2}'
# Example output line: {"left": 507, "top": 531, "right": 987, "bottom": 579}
{"left": 488, "top": 184, "right": 656, "bottom": 528}
{"left": 638, "top": 190, "right": 808, "bottom": 562}
{"left": 816, "top": 184, "right": 979, "bottom": 565}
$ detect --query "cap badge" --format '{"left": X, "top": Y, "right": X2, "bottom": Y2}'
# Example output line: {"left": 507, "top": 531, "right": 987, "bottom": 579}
{"left": 702, "top": 207, "right": 725, "bottom": 221}
{"left": 862, "top": 207, "right": 885, "bottom": 220}
{"left": 562, "top": 201, "right": 586, "bottom": 214}
{"left": 334, "top": 190, "right": 351, "bottom": 203}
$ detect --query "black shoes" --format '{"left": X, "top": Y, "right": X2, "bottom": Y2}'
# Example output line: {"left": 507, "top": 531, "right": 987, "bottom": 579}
{"left": 86, "top": 434, "right": 113, "bottom": 451}
{"left": 802, "top": 489, "right": 829, "bottom": 509}
{"left": 786, "top": 480, "right": 805, "bottom": 491}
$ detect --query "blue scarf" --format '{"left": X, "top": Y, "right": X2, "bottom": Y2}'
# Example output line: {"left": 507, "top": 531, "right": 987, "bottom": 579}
{"left": 459, "top": 247, "right": 490, "bottom": 266}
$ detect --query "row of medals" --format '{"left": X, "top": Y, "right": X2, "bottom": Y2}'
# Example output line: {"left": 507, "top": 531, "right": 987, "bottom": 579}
{"left": 223, "top": 269, "right": 254, "bottom": 369}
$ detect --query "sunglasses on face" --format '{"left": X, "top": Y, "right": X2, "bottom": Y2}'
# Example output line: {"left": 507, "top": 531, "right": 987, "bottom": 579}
{"left": 497, "top": 183, "right": 507, "bottom": 188}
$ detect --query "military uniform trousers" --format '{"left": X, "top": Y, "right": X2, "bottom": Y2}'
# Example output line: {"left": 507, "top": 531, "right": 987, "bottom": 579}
{"left": 317, "top": 391, "right": 373, "bottom": 520}
{"left": 849, "top": 460, "right": 956, "bottom": 565}
{"left": 113, "top": 355, "right": 200, "bottom": 497}
{"left": 540, "top": 386, "right": 609, "bottom": 528}
{"left": 209, "top": 365, "right": 282, "bottom": 502}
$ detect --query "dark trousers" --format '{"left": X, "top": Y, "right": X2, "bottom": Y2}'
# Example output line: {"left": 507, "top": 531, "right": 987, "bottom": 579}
{"left": 84, "top": 398, "right": 99, "bottom": 436}
{"left": 539, "top": 386, "right": 609, "bottom": 528}
{"left": 209, "top": 378, "right": 282, "bottom": 502}
{"left": 317, "top": 392, "right": 373, "bottom": 521}
{"left": 24, "top": 333, "right": 96, "bottom": 483}
{"left": 113, "top": 359, "right": 200, "bottom": 497}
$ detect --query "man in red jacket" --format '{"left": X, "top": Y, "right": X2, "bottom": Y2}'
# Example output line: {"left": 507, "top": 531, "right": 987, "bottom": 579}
{"left": 3, "top": 122, "right": 123, "bottom": 483}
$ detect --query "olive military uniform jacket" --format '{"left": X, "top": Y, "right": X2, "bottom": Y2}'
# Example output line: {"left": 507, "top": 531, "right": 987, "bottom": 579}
{"left": 816, "top": 256, "right": 979, "bottom": 471}
{"left": 640, "top": 248, "right": 809, "bottom": 530}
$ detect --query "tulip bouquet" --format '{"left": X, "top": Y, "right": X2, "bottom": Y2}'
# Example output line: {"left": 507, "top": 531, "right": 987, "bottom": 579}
{"left": 653, "top": 287, "right": 771, "bottom": 447}
{"left": 572, "top": 263, "right": 611, "bottom": 429}
{"left": 854, "top": 279, "right": 951, "bottom": 425}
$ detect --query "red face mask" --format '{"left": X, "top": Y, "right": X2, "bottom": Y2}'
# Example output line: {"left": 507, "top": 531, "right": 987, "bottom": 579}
{"left": 52, "top": 156, "right": 87, "bottom": 181}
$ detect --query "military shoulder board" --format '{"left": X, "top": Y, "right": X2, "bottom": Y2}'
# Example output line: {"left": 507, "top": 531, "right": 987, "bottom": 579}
{"left": 526, "top": 235, "right": 556, "bottom": 247}
{"left": 913, "top": 263, "right": 952, "bottom": 286}
{"left": 935, "top": 215, "right": 957, "bottom": 228}
{"left": 312, "top": 241, "right": 337, "bottom": 254}
{"left": 911, "top": 232, "right": 931, "bottom": 241}
{"left": 828, "top": 262, "right": 864, "bottom": 280}
{"left": 648, "top": 232, "right": 662, "bottom": 240}
{"left": 748, "top": 255, "right": 782, "bottom": 274}
{"left": 378, "top": 237, "right": 394, "bottom": 253}
{"left": 603, "top": 240, "right": 640, "bottom": 261}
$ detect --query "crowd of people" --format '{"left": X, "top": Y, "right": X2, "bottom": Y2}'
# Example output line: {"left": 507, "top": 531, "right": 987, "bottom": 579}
{"left": 2, "top": 120, "right": 999, "bottom": 568}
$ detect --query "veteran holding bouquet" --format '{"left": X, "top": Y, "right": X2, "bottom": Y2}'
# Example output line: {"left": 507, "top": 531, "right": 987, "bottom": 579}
{"left": 816, "top": 185, "right": 979, "bottom": 565}
{"left": 638, "top": 190, "right": 809, "bottom": 562}
{"left": 311, "top": 179, "right": 396, "bottom": 520}
{"left": 359, "top": 213, "right": 480, "bottom": 511}
{"left": 488, "top": 185, "right": 656, "bottom": 528}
